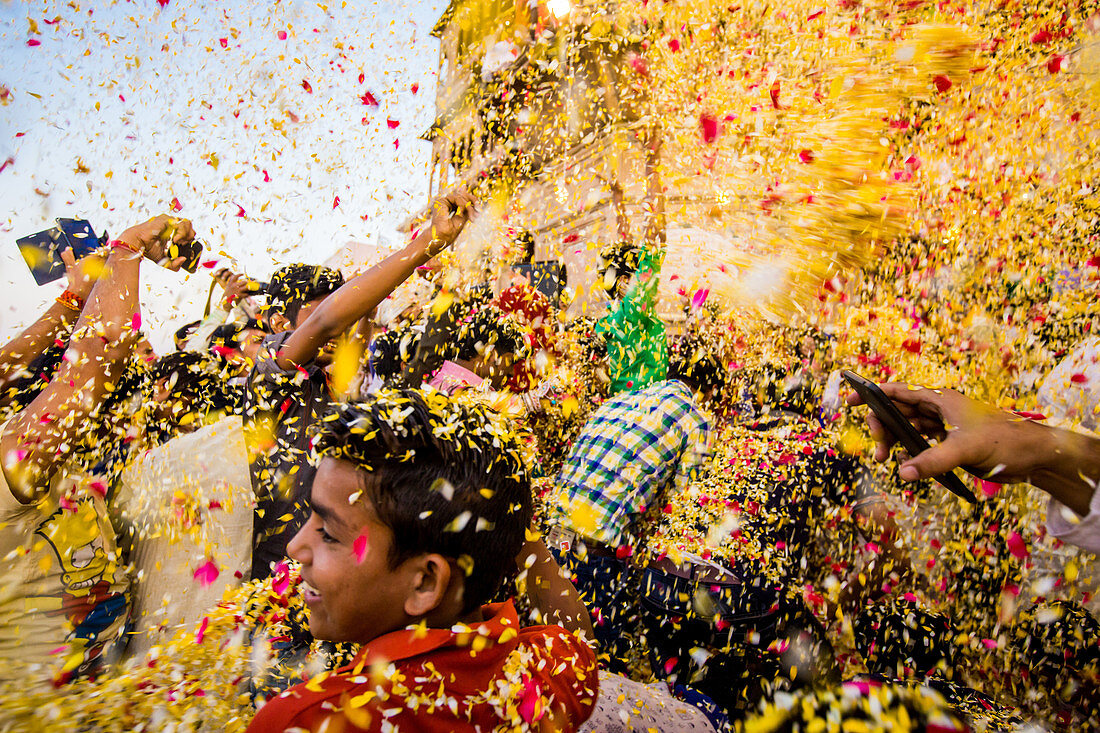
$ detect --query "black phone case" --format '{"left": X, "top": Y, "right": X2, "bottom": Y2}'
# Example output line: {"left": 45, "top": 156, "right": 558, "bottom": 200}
{"left": 842, "top": 370, "right": 977, "bottom": 503}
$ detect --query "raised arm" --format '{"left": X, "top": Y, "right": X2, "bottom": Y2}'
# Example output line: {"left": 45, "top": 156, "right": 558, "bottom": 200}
{"left": 0, "top": 216, "right": 193, "bottom": 503}
{"left": 274, "top": 188, "right": 475, "bottom": 370}
{"left": 847, "top": 383, "right": 1099, "bottom": 517}
{"left": 0, "top": 249, "right": 102, "bottom": 394}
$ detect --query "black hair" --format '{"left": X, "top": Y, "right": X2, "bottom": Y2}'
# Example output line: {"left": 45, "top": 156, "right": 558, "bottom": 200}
{"left": 597, "top": 239, "right": 641, "bottom": 294}
{"left": 748, "top": 680, "right": 969, "bottom": 732}
{"left": 668, "top": 338, "right": 727, "bottom": 395}
{"left": 174, "top": 320, "right": 202, "bottom": 347}
{"left": 510, "top": 228, "right": 536, "bottom": 264}
{"left": 149, "top": 350, "right": 241, "bottom": 417}
{"left": 312, "top": 390, "right": 533, "bottom": 613}
{"left": 454, "top": 305, "right": 527, "bottom": 362}
{"left": 0, "top": 344, "right": 66, "bottom": 414}
{"left": 753, "top": 365, "right": 820, "bottom": 418}
{"left": 368, "top": 325, "right": 420, "bottom": 384}
{"left": 854, "top": 601, "right": 958, "bottom": 679}
{"left": 267, "top": 264, "right": 345, "bottom": 324}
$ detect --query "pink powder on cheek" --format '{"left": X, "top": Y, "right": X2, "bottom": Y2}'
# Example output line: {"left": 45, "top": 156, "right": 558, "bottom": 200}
{"left": 353, "top": 532, "right": 370, "bottom": 564}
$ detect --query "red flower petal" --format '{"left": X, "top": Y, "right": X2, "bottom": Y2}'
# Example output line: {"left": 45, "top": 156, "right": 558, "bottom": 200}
{"left": 1006, "top": 531, "right": 1029, "bottom": 559}
{"left": 360, "top": 91, "right": 379, "bottom": 107}
{"left": 668, "top": 38, "right": 681, "bottom": 52}
{"left": 1070, "top": 373, "right": 1088, "bottom": 384}
{"left": 26, "top": 39, "right": 41, "bottom": 47}
{"left": 1047, "top": 55, "right": 1063, "bottom": 74}
{"left": 169, "top": 197, "right": 183, "bottom": 212}
{"left": 386, "top": 118, "right": 400, "bottom": 129}
{"left": 301, "top": 79, "right": 313, "bottom": 94}
{"left": 799, "top": 149, "right": 815, "bottom": 163}
{"left": 410, "top": 83, "right": 419, "bottom": 94}
{"left": 933, "top": 75, "right": 953, "bottom": 92}
{"left": 332, "top": 195, "right": 341, "bottom": 209}
{"left": 277, "top": 30, "right": 287, "bottom": 40}
{"left": 1031, "top": 30, "right": 1052, "bottom": 44}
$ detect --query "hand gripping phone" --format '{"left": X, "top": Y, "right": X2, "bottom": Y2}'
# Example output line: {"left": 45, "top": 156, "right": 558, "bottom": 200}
{"left": 17, "top": 218, "right": 103, "bottom": 286}
{"left": 842, "top": 370, "right": 977, "bottom": 503}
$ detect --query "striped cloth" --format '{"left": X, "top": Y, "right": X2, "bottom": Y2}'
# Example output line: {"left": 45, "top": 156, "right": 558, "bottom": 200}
{"left": 551, "top": 380, "right": 710, "bottom": 546}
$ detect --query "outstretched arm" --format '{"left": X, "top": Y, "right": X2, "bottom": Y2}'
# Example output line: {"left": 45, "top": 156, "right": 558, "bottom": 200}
{"left": 847, "top": 383, "right": 1099, "bottom": 517}
{"left": 274, "top": 188, "right": 476, "bottom": 370}
{"left": 0, "top": 216, "right": 192, "bottom": 503}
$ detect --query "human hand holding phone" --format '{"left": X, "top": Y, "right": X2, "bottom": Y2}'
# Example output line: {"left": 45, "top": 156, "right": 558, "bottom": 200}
{"left": 114, "top": 214, "right": 197, "bottom": 271}
{"left": 842, "top": 374, "right": 1078, "bottom": 500}
{"left": 842, "top": 372, "right": 979, "bottom": 502}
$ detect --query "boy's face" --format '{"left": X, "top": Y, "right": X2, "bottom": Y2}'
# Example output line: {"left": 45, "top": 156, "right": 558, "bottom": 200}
{"left": 287, "top": 457, "right": 415, "bottom": 644}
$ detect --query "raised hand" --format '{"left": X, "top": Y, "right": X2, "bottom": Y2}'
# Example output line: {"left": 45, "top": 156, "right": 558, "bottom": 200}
{"left": 113, "top": 214, "right": 195, "bottom": 270}
{"left": 426, "top": 187, "right": 476, "bottom": 253}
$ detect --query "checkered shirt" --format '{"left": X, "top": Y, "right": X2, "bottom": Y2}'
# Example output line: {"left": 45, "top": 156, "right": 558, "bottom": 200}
{"left": 552, "top": 379, "right": 711, "bottom": 546}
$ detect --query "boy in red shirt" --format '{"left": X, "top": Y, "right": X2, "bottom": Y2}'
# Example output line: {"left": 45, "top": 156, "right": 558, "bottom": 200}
{"left": 247, "top": 389, "right": 598, "bottom": 733}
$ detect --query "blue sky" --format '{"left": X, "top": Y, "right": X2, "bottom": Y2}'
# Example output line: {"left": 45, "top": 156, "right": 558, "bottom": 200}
{"left": 0, "top": 0, "right": 448, "bottom": 350}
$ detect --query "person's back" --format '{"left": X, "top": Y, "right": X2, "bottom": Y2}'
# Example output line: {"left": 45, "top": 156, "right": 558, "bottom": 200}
{"left": 247, "top": 390, "right": 598, "bottom": 733}
{"left": 551, "top": 378, "right": 711, "bottom": 547}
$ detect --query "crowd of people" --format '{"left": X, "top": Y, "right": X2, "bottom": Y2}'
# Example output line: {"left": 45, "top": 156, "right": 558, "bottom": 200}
{"left": 0, "top": 166, "right": 1097, "bottom": 733}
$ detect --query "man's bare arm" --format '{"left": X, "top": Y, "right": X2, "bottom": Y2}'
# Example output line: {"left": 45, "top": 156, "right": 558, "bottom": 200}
{"left": 275, "top": 189, "right": 475, "bottom": 370}
{"left": 848, "top": 383, "right": 1098, "bottom": 517}
{"left": 0, "top": 216, "right": 193, "bottom": 502}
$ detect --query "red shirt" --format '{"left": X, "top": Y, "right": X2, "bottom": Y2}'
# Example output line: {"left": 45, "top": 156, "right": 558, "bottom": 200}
{"left": 495, "top": 284, "right": 552, "bottom": 392}
{"left": 247, "top": 601, "right": 598, "bottom": 733}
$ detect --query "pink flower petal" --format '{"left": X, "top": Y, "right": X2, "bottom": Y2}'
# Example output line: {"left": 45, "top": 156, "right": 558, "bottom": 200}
{"left": 353, "top": 533, "right": 369, "bottom": 563}
{"left": 195, "top": 616, "right": 210, "bottom": 644}
{"left": 272, "top": 561, "right": 291, "bottom": 596}
{"left": 193, "top": 560, "right": 220, "bottom": 587}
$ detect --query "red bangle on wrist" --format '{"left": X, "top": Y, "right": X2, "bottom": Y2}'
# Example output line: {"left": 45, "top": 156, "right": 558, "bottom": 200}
{"left": 108, "top": 239, "right": 142, "bottom": 255}
{"left": 56, "top": 290, "right": 85, "bottom": 313}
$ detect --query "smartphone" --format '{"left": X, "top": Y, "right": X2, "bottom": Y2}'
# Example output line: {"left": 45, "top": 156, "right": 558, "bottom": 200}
{"left": 16, "top": 218, "right": 103, "bottom": 286}
{"left": 166, "top": 239, "right": 204, "bottom": 273}
{"left": 842, "top": 370, "right": 977, "bottom": 503}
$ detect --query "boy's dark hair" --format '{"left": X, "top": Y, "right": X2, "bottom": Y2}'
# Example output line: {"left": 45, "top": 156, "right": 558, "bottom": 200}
{"left": 669, "top": 339, "right": 727, "bottom": 395}
{"left": 267, "top": 264, "right": 345, "bottom": 324}
{"left": 312, "top": 390, "right": 533, "bottom": 613}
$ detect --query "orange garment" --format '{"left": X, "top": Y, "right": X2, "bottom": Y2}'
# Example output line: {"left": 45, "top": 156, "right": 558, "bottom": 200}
{"left": 247, "top": 600, "right": 598, "bottom": 733}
